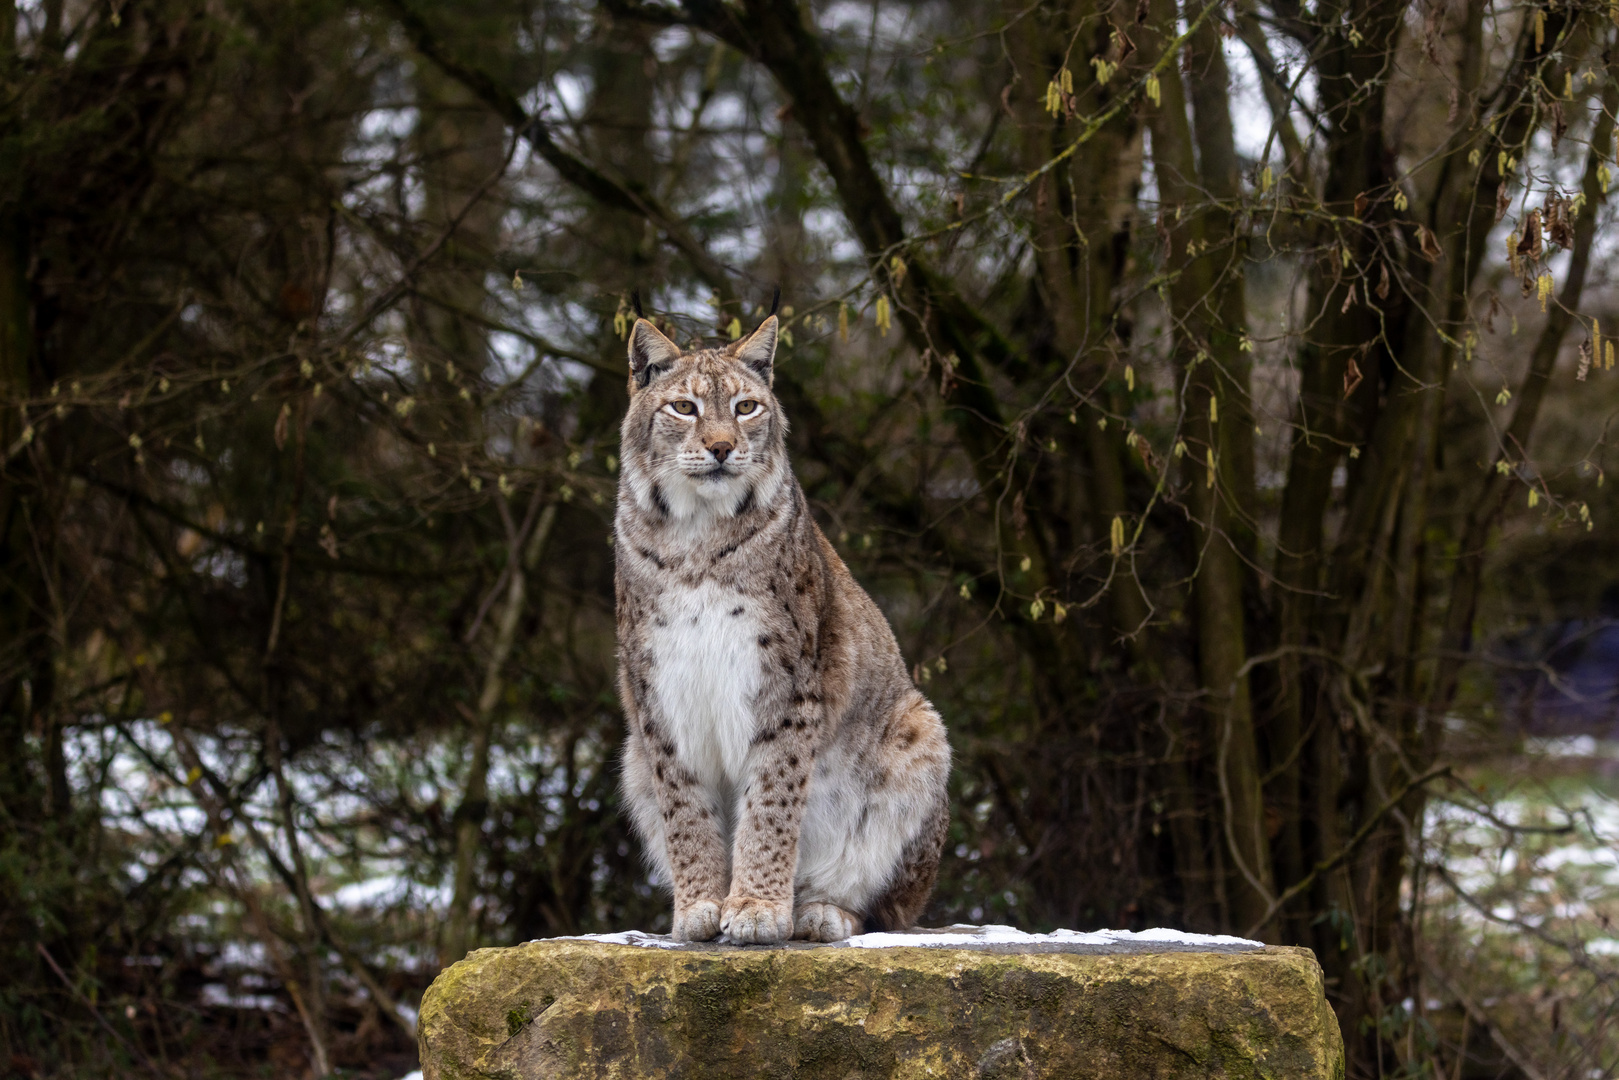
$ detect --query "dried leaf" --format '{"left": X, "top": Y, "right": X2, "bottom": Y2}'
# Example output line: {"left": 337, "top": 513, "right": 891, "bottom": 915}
{"left": 1496, "top": 182, "right": 1511, "bottom": 223}
{"left": 1135, "top": 437, "right": 1156, "bottom": 475}
{"left": 1547, "top": 196, "right": 1574, "bottom": 249}
{"left": 1550, "top": 100, "right": 1567, "bottom": 151}
{"left": 1354, "top": 191, "right": 1370, "bottom": 220}
{"left": 1418, "top": 224, "right": 1443, "bottom": 262}
{"left": 1113, "top": 26, "right": 1136, "bottom": 63}
{"left": 1341, "top": 283, "right": 1358, "bottom": 313}
{"left": 1343, "top": 356, "right": 1365, "bottom": 399}
{"left": 1517, "top": 209, "right": 1542, "bottom": 260}
{"left": 1550, "top": 216, "right": 1573, "bottom": 250}
{"left": 273, "top": 403, "right": 290, "bottom": 450}
{"left": 1376, "top": 261, "right": 1391, "bottom": 300}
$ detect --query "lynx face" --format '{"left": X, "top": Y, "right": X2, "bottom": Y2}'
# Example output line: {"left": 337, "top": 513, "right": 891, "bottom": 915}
{"left": 620, "top": 316, "right": 787, "bottom": 523}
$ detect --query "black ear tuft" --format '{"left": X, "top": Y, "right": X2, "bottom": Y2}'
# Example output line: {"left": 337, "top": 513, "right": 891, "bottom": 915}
{"left": 768, "top": 285, "right": 781, "bottom": 317}
{"left": 631, "top": 290, "right": 645, "bottom": 319}
{"left": 628, "top": 318, "right": 682, "bottom": 390}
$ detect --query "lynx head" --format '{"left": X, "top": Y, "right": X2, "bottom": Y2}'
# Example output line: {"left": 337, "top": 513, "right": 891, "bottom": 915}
{"left": 618, "top": 313, "right": 787, "bottom": 523}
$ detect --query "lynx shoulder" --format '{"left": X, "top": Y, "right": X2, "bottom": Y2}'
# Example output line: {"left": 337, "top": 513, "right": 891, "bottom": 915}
{"left": 614, "top": 309, "right": 950, "bottom": 944}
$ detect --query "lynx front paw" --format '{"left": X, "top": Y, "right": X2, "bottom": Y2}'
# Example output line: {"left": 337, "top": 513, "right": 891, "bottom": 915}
{"left": 719, "top": 895, "right": 793, "bottom": 944}
{"left": 671, "top": 899, "right": 722, "bottom": 942}
{"left": 794, "top": 902, "right": 861, "bottom": 942}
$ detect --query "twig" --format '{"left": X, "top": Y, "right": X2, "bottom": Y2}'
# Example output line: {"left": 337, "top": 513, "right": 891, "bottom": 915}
{"left": 335, "top": 137, "right": 518, "bottom": 346}
{"left": 464, "top": 482, "right": 546, "bottom": 643}
{"left": 1425, "top": 962, "right": 1550, "bottom": 1080}
{"left": 1244, "top": 765, "right": 1451, "bottom": 938}
{"left": 1427, "top": 861, "right": 1617, "bottom": 987}
{"left": 36, "top": 943, "right": 163, "bottom": 1076}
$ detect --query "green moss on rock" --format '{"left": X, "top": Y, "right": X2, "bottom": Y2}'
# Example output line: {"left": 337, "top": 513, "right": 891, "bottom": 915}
{"left": 419, "top": 938, "right": 1345, "bottom": 1079}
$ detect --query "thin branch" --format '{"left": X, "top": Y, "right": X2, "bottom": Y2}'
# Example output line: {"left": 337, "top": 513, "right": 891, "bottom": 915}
{"left": 1244, "top": 766, "right": 1451, "bottom": 938}
{"left": 379, "top": 0, "right": 737, "bottom": 299}
{"left": 35, "top": 944, "right": 164, "bottom": 1076}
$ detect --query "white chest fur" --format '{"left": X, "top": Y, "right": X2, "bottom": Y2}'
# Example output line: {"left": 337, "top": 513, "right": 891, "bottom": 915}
{"left": 644, "top": 580, "right": 764, "bottom": 793}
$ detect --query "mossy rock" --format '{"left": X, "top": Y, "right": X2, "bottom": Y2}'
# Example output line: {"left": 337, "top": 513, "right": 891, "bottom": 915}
{"left": 419, "top": 929, "right": 1344, "bottom": 1079}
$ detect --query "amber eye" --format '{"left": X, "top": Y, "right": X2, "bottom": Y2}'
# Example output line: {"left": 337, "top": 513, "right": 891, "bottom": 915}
{"left": 735, "top": 400, "right": 759, "bottom": 416}
{"left": 671, "top": 400, "right": 697, "bottom": 415}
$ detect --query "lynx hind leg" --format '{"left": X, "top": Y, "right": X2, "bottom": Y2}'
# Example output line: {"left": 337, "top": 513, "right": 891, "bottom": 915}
{"left": 865, "top": 785, "right": 948, "bottom": 932}
{"left": 865, "top": 694, "right": 951, "bottom": 931}
{"left": 796, "top": 693, "right": 951, "bottom": 935}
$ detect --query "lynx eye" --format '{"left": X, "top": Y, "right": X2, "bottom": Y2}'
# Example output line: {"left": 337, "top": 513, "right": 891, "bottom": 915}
{"left": 735, "top": 400, "right": 759, "bottom": 416}
{"left": 670, "top": 400, "right": 698, "bottom": 416}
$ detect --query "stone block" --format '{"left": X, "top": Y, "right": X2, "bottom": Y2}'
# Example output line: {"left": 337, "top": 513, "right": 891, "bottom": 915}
{"left": 418, "top": 926, "right": 1344, "bottom": 1079}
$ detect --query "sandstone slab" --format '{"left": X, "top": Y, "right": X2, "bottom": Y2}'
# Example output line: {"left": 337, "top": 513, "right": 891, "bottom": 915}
{"left": 419, "top": 926, "right": 1344, "bottom": 1079}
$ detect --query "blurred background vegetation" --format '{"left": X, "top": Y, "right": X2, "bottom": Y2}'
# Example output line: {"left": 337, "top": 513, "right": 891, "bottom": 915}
{"left": 2, "top": 0, "right": 1617, "bottom": 1076}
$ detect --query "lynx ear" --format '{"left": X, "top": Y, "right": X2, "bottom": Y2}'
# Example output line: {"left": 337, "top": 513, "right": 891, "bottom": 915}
{"left": 628, "top": 318, "right": 682, "bottom": 390}
{"left": 730, "top": 314, "right": 778, "bottom": 384}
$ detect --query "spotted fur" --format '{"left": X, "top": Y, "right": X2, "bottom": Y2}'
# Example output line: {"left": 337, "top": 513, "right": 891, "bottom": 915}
{"left": 615, "top": 314, "right": 951, "bottom": 943}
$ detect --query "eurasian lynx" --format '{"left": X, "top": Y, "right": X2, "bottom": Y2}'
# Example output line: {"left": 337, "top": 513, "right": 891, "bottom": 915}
{"left": 615, "top": 307, "right": 950, "bottom": 943}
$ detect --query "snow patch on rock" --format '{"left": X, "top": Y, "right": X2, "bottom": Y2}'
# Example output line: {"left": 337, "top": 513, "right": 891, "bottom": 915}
{"left": 845, "top": 924, "right": 1262, "bottom": 949}
{"left": 554, "top": 923, "right": 1261, "bottom": 950}
{"left": 555, "top": 930, "right": 687, "bottom": 949}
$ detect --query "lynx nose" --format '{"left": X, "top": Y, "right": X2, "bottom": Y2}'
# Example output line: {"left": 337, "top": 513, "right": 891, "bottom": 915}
{"left": 707, "top": 440, "right": 734, "bottom": 463}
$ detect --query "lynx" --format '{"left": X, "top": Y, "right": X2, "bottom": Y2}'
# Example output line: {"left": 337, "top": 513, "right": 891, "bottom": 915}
{"left": 614, "top": 306, "right": 951, "bottom": 943}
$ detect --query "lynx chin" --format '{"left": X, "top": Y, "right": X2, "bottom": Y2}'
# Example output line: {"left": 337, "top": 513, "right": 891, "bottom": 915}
{"left": 614, "top": 307, "right": 951, "bottom": 944}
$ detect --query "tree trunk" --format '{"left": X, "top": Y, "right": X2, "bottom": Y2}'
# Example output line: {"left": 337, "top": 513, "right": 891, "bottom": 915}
{"left": 1143, "top": 0, "right": 1272, "bottom": 938}
{"left": 444, "top": 500, "right": 557, "bottom": 963}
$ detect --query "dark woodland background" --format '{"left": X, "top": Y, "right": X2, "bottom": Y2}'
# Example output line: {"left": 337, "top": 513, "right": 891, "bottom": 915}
{"left": 3, "top": 0, "right": 1618, "bottom": 1076}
